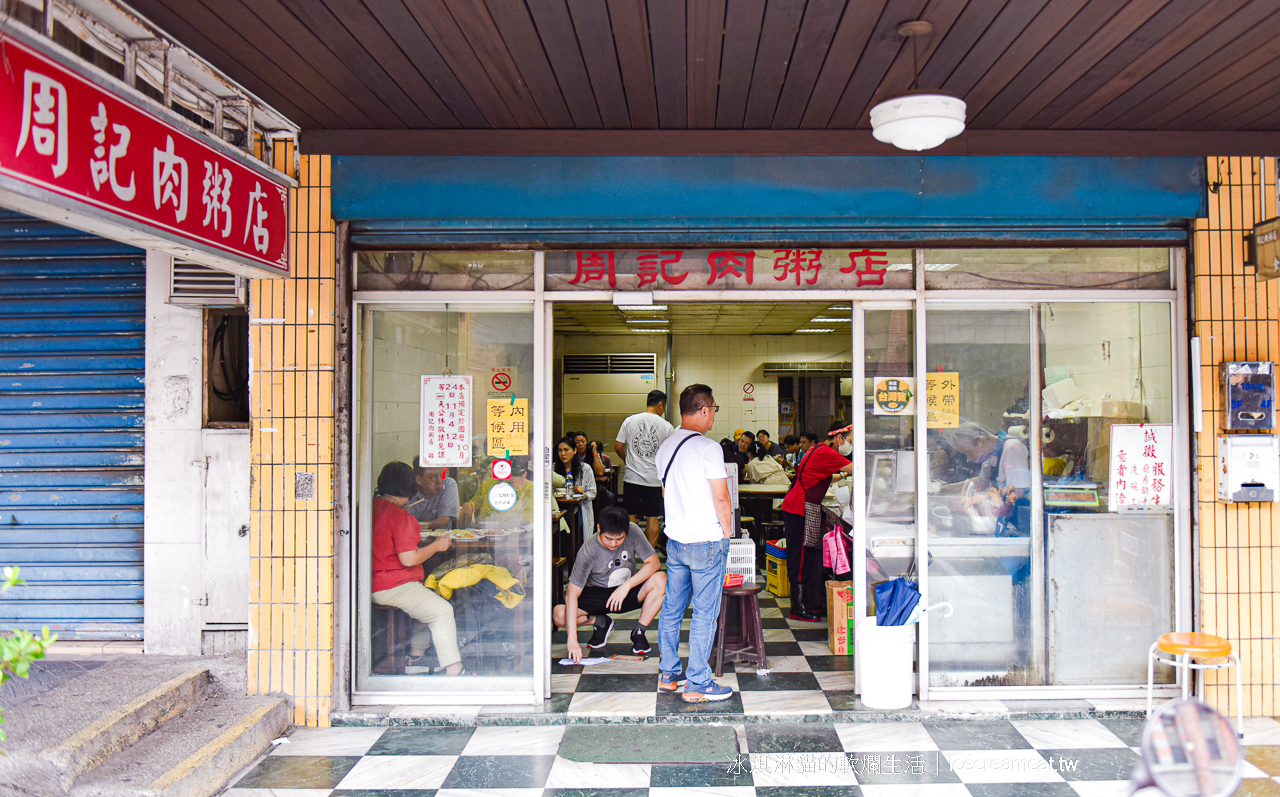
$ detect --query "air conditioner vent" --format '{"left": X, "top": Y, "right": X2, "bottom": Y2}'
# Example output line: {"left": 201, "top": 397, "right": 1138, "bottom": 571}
{"left": 761, "top": 361, "right": 852, "bottom": 375}
{"left": 169, "top": 260, "right": 246, "bottom": 306}
{"left": 564, "top": 353, "right": 657, "bottom": 375}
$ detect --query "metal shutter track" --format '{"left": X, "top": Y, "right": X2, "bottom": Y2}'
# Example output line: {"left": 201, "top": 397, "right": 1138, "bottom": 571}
{"left": 0, "top": 210, "right": 144, "bottom": 639}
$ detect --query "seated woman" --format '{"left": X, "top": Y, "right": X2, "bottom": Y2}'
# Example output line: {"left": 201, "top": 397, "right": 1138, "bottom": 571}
{"left": 555, "top": 435, "right": 598, "bottom": 537}
{"left": 746, "top": 440, "right": 792, "bottom": 485}
{"left": 573, "top": 432, "right": 607, "bottom": 478}
{"left": 371, "top": 461, "right": 463, "bottom": 675}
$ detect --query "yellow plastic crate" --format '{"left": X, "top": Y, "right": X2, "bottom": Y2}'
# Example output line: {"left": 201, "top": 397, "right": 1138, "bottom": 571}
{"left": 765, "top": 553, "right": 789, "bottom": 597}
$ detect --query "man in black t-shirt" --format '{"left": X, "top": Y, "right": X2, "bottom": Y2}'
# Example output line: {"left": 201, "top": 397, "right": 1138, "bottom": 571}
{"left": 556, "top": 506, "right": 667, "bottom": 662}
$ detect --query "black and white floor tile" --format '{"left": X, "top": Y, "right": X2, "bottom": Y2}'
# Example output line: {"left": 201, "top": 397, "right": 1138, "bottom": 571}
{"left": 223, "top": 716, "right": 1280, "bottom": 795}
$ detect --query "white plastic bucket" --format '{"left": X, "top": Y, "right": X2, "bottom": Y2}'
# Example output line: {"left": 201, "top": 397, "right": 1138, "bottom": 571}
{"left": 857, "top": 617, "right": 916, "bottom": 709}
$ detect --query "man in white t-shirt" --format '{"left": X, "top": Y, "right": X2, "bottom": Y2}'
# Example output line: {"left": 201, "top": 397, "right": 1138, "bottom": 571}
{"left": 653, "top": 384, "right": 734, "bottom": 703}
{"left": 614, "top": 390, "right": 674, "bottom": 546}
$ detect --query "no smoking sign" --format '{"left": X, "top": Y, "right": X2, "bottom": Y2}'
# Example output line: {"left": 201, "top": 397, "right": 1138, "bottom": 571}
{"left": 491, "top": 372, "right": 512, "bottom": 392}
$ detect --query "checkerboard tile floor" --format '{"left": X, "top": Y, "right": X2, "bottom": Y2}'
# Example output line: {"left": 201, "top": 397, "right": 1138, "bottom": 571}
{"left": 223, "top": 716, "right": 1280, "bottom": 795}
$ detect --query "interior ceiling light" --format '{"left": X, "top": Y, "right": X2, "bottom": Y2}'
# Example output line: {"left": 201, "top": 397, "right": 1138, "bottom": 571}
{"left": 626, "top": 319, "right": 669, "bottom": 324}
{"left": 811, "top": 317, "right": 851, "bottom": 323}
{"left": 795, "top": 328, "right": 836, "bottom": 333}
{"left": 618, "top": 305, "right": 668, "bottom": 311}
{"left": 869, "top": 21, "right": 966, "bottom": 152}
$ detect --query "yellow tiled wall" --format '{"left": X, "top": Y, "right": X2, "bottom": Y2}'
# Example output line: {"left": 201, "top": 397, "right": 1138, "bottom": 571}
{"left": 1194, "top": 156, "right": 1278, "bottom": 718}
{"left": 247, "top": 147, "right": 336, "bottom": 727}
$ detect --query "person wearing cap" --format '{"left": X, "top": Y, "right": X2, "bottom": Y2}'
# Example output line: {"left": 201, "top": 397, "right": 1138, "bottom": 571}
{"left": 778, "top": 420, "right": 854, "bottom": 621}
{"left": 371, "top": 461, "right": 464, "bottom": 675}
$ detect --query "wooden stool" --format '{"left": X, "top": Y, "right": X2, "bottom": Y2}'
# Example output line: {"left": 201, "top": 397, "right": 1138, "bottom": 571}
{"left": 1147, "top": 631, "right": 1243, "bottom": 738}
{"left": 713, "top": 584, "right": 767, "bottom": 677}
{"left": 372, "top": 604, "right": 412, "bottom": 674}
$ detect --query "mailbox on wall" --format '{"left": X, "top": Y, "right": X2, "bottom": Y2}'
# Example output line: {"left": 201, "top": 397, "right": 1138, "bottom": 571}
{"left": 1217, "top": 435, "right": 1279, "bottom": 503}
{"left": 1219, "top": 361, "right": 1274, "bottom": 431}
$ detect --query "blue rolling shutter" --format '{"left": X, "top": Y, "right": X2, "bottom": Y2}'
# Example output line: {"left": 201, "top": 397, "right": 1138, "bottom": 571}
{"left": 0, "top": 210, "right": 144, "bottom": 640}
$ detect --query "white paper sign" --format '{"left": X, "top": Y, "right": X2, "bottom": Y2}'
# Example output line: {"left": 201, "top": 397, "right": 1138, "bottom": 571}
{"left": 420, "top": 375, "right": 472, "bottom": 468}
{"left": 1108, "top": 423, "right": 1173, "bottom": 512}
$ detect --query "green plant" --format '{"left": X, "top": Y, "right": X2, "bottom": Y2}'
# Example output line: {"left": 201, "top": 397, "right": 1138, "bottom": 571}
{"left": 0, "top": 566, "right": 57, "bottom": 743}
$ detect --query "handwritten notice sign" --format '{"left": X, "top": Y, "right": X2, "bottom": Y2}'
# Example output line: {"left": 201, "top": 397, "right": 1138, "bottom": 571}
{"left": 420, "top": 376, "right": 472, "bottom": 467}
{"left": 1109, "top": 424, "right": 1173, "bottom": 512}
{"left": 488, "top": 399, "right": 530, "bottom": 456}
{"left": 926, "top": 373, "right": 960, "bottom": 428}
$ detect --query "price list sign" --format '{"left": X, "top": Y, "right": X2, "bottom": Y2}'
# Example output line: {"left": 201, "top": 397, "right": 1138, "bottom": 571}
{"left": 420, "top": 376, "right": 472, "bottom": 468}
{"left": 1108, "top": 424, "right": 1173, "bottom": 512}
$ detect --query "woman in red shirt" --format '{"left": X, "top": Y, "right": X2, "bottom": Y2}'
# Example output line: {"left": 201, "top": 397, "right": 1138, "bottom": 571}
{"left": 371, "top": 461, "right": 463, "bottom": 675}
{"left": 779, "top": 421, "right": 854, "bottom": 621}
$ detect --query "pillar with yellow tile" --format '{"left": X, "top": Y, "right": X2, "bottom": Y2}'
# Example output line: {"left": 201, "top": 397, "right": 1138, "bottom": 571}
{"left": 247, "top": 144, "right": 337, "bottom": 727}
{"left": 1194, "top": 156, "right": 1279, "bottom": 718}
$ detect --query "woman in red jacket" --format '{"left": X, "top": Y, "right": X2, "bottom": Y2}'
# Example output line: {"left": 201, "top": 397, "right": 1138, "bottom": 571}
{"left": 779, "top": 421, "right": 854, "bottom": 621}
{"left": 371, "top": 461, "right": 463, "bottom": 675}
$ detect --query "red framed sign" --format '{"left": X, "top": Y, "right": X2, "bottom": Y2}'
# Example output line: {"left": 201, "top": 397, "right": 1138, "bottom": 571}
{"left": 0, "top": 29, "right": 291, "bottom": 277}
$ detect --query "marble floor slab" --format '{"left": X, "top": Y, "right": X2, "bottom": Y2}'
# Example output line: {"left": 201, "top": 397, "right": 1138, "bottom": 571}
{"left": 813, "top": 670, "right": 857, "bottom": 691}
{"left": 333, "top": 754, "right": 458, "bottom": 789}
{"left": 270, "top": 727, "right": 386, "bottom": 757}
{"left": 740, "top": 690, "right": 833, "bottom": 715}
{"left": 567, "top": 690, "right": 658, "bottom": 717}
{"left": 543, "top": 756, "right": 653, "bottom": 788}
{"left": 462, "top": 725, "right": 565, "bottom": 756}
{"left": 835, "top": 721, "right": 941, "bottom": 752}
{"left": 1010, "top": 719, "right": 1129, "bottom": 750}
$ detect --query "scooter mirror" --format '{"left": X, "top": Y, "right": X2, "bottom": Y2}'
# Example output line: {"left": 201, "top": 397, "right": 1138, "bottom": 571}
{"left": 1132, "top": 699, "right": 1242, "bottom": 797}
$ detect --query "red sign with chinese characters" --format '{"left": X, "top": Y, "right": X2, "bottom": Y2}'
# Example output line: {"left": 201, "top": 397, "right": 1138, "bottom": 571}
{"left": 546, "top": 249, "right": 912, "bottom": 291}
{"left": 0, "top": 33, "right": 289, "bottom": 276}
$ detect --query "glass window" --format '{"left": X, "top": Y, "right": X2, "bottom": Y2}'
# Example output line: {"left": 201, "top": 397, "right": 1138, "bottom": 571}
{"left": 924, "top": 248, "right": 1170, "bottom": 290}
{"left": 357, "top": 305, "right": 536, "bottom": 692}
{"left": 1040, "top": 302, "right": 1174, "bottom": 685}
{"left": 357, "top": 251, "right": 535, "bottom": 291}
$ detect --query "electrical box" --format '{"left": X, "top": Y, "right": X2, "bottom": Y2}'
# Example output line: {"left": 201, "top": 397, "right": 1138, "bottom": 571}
{"left": 1219, "top": 361, "right": 1274, "bottom": 430}
{"left": 1217, "top": 434, "right": 1279, "bottom": 502}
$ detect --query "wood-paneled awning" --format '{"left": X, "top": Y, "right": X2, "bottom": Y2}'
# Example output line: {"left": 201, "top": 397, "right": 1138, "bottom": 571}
{"left": 126, "top": 0, "right": 1280, "bottom": 156}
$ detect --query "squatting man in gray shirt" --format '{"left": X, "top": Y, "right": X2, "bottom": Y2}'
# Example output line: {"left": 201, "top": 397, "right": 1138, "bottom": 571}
{"left": 555, "top": 505, "right": 667, "bottom": 663}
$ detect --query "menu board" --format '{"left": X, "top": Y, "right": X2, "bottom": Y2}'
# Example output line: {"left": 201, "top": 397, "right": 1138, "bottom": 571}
{"left": 1108, "top": 424, "right": 1173, "bottom": 511}
{"left": 419, "top": 376, "right": 472, "bottom": 467}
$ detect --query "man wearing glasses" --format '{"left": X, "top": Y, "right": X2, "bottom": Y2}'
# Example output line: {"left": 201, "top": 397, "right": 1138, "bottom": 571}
{"left": 654, "top": 385, "right": 735, "bottom": 702}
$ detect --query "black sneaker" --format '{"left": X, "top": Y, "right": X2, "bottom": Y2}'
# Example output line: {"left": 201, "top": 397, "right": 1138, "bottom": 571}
{"left": 631, "top": 628, "right": 652, "bottom": 655}
{"left": 586, "top": 617, "right": 615, "bottom": 649}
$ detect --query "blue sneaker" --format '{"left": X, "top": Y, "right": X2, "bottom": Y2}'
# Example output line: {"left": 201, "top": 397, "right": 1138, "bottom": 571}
{"left": 658, "top": 672, "right": 686, "bottom": 692}
{"left": 682, "top": 681, "right": 734, "bottom": 703}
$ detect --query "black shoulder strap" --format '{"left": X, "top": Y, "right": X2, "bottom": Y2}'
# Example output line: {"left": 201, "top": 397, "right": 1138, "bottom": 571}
{"left": 660, "top": 432, "right": 700, "bottom": 487}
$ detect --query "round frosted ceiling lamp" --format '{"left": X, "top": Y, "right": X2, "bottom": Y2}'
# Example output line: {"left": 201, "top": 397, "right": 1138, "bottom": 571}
{"left": 870, "top": 92, "right": 967, "bottom": 151}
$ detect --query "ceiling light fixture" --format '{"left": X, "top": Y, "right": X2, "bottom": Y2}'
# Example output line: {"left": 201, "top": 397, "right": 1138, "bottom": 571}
{"left": 810, "top": 317, "right": 851, "bottom": 323}
{"left": 626, "top": 319, "right": 670, "bottom": 324}
{"left": 618, "top": 305, "right": 668, "bottom": 311}
{"left": 795, "top": 328, "right": 836, "bottom": 333}
{"left": 869, "top": 21, "right": 966, "bottom": 152}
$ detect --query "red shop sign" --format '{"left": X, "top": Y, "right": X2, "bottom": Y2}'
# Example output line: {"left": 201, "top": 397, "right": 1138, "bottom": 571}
{"left": 0, "top": 31, "right": 291, "bottom": 277}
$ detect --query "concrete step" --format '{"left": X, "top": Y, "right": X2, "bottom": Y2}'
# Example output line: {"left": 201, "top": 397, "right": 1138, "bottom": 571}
{"left": 69, "top": 693, "right": 290, "bottom": 797}
{"left": 0, "top": 654, "right": 286, "bottom": 797}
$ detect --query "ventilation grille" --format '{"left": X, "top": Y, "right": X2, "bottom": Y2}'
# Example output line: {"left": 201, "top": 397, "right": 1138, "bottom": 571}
{"left": 761, "top": 361, "right": 853, "bottom": 375}
{"left": 169, "top": 260, "right": 245, "bottom": 306}
{"left": 564, "top": 353, "right": 657, "bottom": 374}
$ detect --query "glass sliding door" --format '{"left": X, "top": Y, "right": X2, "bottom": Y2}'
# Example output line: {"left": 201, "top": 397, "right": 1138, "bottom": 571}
{"left": 355, "top": 303, "right": 540, "bottom": 698}
{"left": 924, "top": 308, "right": 1040, "bottom": 688}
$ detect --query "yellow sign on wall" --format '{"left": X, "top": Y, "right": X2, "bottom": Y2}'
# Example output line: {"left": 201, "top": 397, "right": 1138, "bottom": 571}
{"left": 488, "top": 399, "right": 530, "bottom": 456}
{"left": 926, "top": 373, "right": 960, "bottom": 428}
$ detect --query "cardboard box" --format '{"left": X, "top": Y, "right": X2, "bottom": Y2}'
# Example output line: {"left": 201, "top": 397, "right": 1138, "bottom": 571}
{"left": 827, "top": 580, "right": 856, "bottom": 655}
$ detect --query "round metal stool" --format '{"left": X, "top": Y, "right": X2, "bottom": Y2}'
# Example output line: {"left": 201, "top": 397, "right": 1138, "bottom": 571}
{"left": 1147, "top": 631, "right": 1242, "bottom": 738}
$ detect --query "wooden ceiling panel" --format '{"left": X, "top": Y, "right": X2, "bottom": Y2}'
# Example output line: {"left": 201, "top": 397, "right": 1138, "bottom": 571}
{"left": 715, "top": 0, "right": 766, "bottom": 129}
{"left": 768, "top": 0, "right": 845, "bottom": 128}
{"left": 566, "top": 0, "right": 632, "bottom": 127}
{"left": 126, "top": 0, "right": 1280, "bottom": 150}
{"left": 741, "top": 0, "right": 806, "bottom": 128}
{"left": 1079, "top": 2, "right": 1280, "bottom": 128}
{"left": 1034, "top": 0, "right": 1250, "bottom": 129}
{"left": 989, "top": 0, "right": 1175, "bottom": 130}
{"left": 649, "top": 0, "right": 689, "bottom": 128}
{"left": 485, "top": 0, "right": 577, "bottom": 128}
{"left": 686, "top": 0, "right": 726, "bottom": 127}
{"left": 526, "top": 0, "right": 604, "bottom": 128}
{"left": 360, "top": 0, "right": 491, "bottom": 127}
{"left": 609, "top": 0, "right": 661, "bottom": 129}
{"left": 440, "top": 0, "right": 548, "bottom": 127}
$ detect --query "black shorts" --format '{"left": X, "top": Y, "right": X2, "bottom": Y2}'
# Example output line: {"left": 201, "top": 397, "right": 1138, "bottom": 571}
{"left": 623, "top": 482, "right": 664, "bottom": 517}
{"left": 575, "top": 584, "right": 646, "bottom": 616}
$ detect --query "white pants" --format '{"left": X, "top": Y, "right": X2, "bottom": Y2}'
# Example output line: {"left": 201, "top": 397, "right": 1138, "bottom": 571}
{"left": 372, "top": 581, "right": 461, "bottom": 668}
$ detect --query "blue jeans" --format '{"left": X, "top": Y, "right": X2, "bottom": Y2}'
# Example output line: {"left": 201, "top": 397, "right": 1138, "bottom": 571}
{"left": 659, "top": 537, "right": 730, "bottom": 689}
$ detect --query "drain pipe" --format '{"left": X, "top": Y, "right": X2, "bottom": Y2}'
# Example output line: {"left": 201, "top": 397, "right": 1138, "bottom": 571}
{"left": 665, "top": 332, "right": 674, "bottom": 424}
